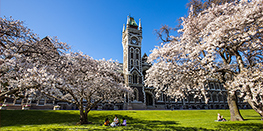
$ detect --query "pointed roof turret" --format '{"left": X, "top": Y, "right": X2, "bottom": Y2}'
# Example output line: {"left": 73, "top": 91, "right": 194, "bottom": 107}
{"left": 126, "top": 15, "right": 138, "bottom": 29}
{"left": 122, "top": 24, "right": 125, "bottom": 32}
{"left": 126, "top": 15, "right": 130, "bottom": 25}
{"left": 142, "top": 53, "right": 148, "bottom": 61}
{"left": 139, "top": 19, "right": 142, "bottom": 30}
{"left": 129, "top": 17, "right": 138, "bottom": 27}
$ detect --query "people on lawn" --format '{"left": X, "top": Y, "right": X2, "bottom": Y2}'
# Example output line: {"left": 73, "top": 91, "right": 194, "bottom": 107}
{"left": 217, "top": 113, "right": 226, "bottom": 121}
{"left": 108, "top": 116, "right": 127, "bottom": 127}
{"left": 110, "top": 115, "right": 119, "bottom": 127}
{"left": 121, "top": 118, "right": 126, "bottom": 126}
{"left": 104, "top": 118, "right": 110, "bottom": 126}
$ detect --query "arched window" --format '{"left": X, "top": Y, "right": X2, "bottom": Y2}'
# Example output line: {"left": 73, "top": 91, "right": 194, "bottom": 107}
{"left": 216, "top": 83, "right": 220, "bottom": 90}
{"left": 133, "top": 74, "right": 138, "bottom": 84}
{"left": 145, "top": 91, "right": 154, "bottom": 106}
{"left": 157, "top": 93, "right": 163, "bottom": 101}
{"left": 131, "top": 52, "right": 133, "bottom": 59}
{"left": 136, "top": 60, "right": 139, "bottom": 69}
{"left": 218, "top": 93, "right": 223, "bottom": 101}
{"left": 135, "top": 49, "right": 140, "bottom": 59}
{"left": 130, "top": 60, "right": 133, "bottom": 68}
{"left": 130, "top": 48, "right": 134, "bottom": 59}
{"left": 207, "top": 93, "right": 212, "bottom": 102}
{"left": 209, "top": 83, "right": 215, "bottom": 89}
{"left": 212, "top": 93, "right": 218, "bottom": 102}
{"left": 133, "top": 88, "right": 138, "bottom": 101}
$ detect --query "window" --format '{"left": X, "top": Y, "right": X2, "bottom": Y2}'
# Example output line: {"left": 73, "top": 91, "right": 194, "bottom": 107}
{"left": 208, "top": 93, "right": 212, "bottom": 102}
{"left": 209, "top": 83, "right": 215, "bottom": 89}
{"left": 157, "top": 93, "right": 163, "bottom": 101}
{"left": 133, "top": 88, "right": 138, "bottom": 101}
{"left": 135, "top": 49, "right": 140, "bottom": 59}
{"left": 131, "top": 60, "right": 133, "bottom": 68}
{"left": 212, "top": 93, "right": 217, "bottom": 102}
{"left": 136, "top": 53, "right": 139, "bottom": 59}
{"left": 131, "top": 52, "right": 133, "bottom": 59}
{"left": 216, "top": 83, "right": 220, "bottom": 89}
{"left": 195, "top": 96, "right": 200, "bottom": 103}
{"left": 130, "top": 48, "right": 134, "bottom": 59}
{"left": 218, "top": 94, "right": 223, "bottom": 101}
{"left": 133, "top": 74, "right": 138, "bottom": 84}
{"left": 136, "top": 60, "right": 139, "bottom": 69}
{"left": 128, "top": 76, "right": 132, "bottom": 83}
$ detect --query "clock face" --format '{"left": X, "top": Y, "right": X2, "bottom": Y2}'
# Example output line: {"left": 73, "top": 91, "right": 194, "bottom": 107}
{"left": 131, "top": 39, "right": 137, "bottom": 44}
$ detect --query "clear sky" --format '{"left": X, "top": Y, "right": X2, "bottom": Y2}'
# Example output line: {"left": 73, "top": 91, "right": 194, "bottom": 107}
{"left": 1, "top": 0, "right": 189, "bottom": 63}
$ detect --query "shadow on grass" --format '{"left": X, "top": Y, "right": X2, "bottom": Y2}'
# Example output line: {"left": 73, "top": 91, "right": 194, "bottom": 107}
{"left": 216, "top": 123, "right": 263, "bottom": 131}
{"left": 1, "top": 110, "right": 80, "bottom": 126}
{"left": 1, "top": 110, "right": 215, "bottom": 130}
{"left": 4, "top": 110, "right": 261, "bottom": 131}
{"left": 89, "top": 113, "right": 214, "bottom": 131}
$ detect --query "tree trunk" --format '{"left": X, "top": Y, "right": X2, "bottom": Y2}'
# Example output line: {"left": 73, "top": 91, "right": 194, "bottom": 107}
{"left": 227, "top": 91, "right": 244, "bottom": 121}
{"left": 79, "top": 105, "right": 88, "bottom": 124}
{"left": 246, "top": 95, "right": 263, "bottom": 121}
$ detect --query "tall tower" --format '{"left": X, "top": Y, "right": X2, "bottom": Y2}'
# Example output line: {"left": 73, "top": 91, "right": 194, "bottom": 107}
{"left": 122, "top": 16, "right": 145, "bottom": 109}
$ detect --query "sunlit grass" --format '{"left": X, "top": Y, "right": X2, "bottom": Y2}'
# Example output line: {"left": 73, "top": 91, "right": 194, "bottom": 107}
{"left": 1, "top": 109, "right": 262, "bottom": 130}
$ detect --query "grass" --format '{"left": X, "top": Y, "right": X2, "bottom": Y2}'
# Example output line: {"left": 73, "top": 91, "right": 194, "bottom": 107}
{"left": 0, "top": 109, "right": 262, "bottom": 130}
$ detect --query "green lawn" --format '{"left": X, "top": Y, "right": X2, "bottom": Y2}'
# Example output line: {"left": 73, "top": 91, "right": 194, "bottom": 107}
{"left": 1, "top": 109, "right": 262, "bottom": 130}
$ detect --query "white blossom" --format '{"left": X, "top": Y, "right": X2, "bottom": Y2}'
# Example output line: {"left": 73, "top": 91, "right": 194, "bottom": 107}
{"left": 145, "top": 0, "right": 263, "bottom": 118}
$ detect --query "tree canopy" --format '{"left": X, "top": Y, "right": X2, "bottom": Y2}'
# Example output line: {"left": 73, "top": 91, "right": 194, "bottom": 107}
{"left": 145, "top": 0, "right": 263, "bottom": 120}
{"left": 0, "top": 17, "right": 132, "bottom": 124}
{"left": 0, "top": 17, "right": 69, "bottom": 100}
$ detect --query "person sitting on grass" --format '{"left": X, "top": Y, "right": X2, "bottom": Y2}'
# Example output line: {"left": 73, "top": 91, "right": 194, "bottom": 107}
{"left": 217, "top": 113, "right": 226, "bottom": 121}
{"left": 121, "top": 118, "right": 126, "bottom": 126}
{"left": 110, "top": 115, "right": 119, "bottom": 127}
{"left": 104, "top": 118, "right": 110, "bottom": 126}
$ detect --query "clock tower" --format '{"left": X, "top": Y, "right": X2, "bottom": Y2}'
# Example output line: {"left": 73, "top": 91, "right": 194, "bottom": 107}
{"left": 122, "top": 16, "right": 146, "bottom": 109}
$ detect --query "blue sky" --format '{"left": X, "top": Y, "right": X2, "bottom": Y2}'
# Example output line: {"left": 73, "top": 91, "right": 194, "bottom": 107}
{"left": 1, "top": 0, "right": 188, "bottom": 63}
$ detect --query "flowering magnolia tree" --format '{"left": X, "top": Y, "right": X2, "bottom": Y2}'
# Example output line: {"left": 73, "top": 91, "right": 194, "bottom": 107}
{"left": 145, "top": 0, "right": 263, "bottom": 121}
{"left": 0, "top": 17, "right": 69, "bottom": 101}
{"left": 39, "top": 52, "right": 132, "bottom": 124}
{"left": 1, "top": 17, "right": 132, "bottom": 124}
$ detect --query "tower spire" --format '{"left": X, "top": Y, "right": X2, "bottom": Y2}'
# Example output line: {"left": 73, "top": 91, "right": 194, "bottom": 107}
{"left": 122, "top": 24, "right": 125, "bottom": 32}
{"left": 126, "top": 15, "right": 130, "bottom": 25}
{"left": 139, "top": 19, "right": 142, "bottom": 30}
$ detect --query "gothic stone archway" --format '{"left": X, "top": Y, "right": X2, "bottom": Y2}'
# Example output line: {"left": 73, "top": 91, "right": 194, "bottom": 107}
{"left": 145, "top": 91, "right": 154, "bottom": 106}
